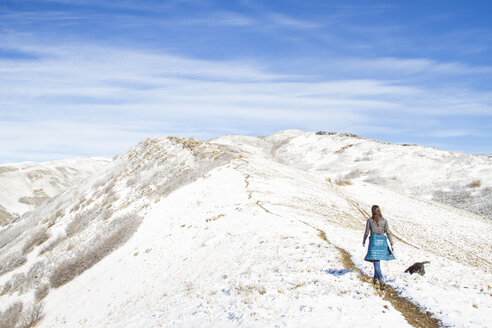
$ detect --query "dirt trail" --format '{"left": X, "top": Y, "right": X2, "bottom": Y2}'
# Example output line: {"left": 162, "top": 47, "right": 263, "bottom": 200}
{"left": 313, "top": 226, "right": 441, "bottom": 328}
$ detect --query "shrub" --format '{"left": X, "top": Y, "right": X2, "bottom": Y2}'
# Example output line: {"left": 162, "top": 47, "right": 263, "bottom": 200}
{"left": 344, "top": 169, "right": 361, "bottom": 180}
{"left": 0, "top": 301, "right": 23, "bottom": 328}
{"left": 40, "top": 235, "right": 65, "bottom": 255}
{"left": 315, "top": 131, "right": 337, "bottom": 136}
{"left": 22, "top": 228, "right": 49, "bottom": 254}
{"left": 50, "top": 214, "right": 142, "bottom": 288}
{"left": 157, "top": 168, "right": 196, "bottom": 197}
{"left": 433, "top": 185, "right": 492, "bottom": 220}
{"left": 24, "top": 261, "right": 46, "bottom": 291}
{"left": 65, "top": 208, "right": 114, "bottom": 237}
{"left": 100, "top": 207, "right": 114, "bottom": 221}
{"left": 101, "top": 190, "right": 119, "bottom": 208}
{"left": 0, "top": 252, "right": 27, "bottom": 275}
{"left": 3, "top": 261, "right": 46, "bottom": 296}
{"left": 93, "top": 178, "right": 106, "bottom": 189}
{"left": 354, "top": 156, "right": 371, "bottom": 162}
{"left": 102, "top": 180, "right": 115, "bottom": 195}
{"left": 65, "top": 212, "right": 91, "bottom": 237}
{"left": 8, "top": 272, "right": 26, "bottom": 294}
{"left": 334, "top": 175, "right": 352, "bottom": 186}
{"left": 126, "top": 171, "right": 141, "bottom": 187}
{"left": 16, "top": 303, "right": 44, "bottom": 328}
{"left": 41, "top": 209, "right": 63, "bottom": 227}
{"left": 1, "top": 280, "right": 12, "bottom": 295}
{"left": 35, "top": 284, "right": 50, "bottom": 302}
{"left": 364, "top": 176, "right": 389, "bottom": 185}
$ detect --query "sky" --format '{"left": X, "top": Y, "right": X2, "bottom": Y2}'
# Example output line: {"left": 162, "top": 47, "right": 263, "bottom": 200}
{"left": 1, "top": 0, "right": 491, "bottom": 163}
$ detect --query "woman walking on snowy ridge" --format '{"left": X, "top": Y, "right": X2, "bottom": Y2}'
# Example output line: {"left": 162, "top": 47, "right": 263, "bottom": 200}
{"left": 362, "top": 205, "right": 395, "bottom": 290}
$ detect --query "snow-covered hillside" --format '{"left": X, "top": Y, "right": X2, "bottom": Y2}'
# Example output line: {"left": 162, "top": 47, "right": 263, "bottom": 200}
{"left": 0, "top": 132, "right": 490, "bottom": 328}
{"left": 213, "top": 130, "right": 492, "bottom": 219}
{"left": 0, "top": 158, "right": 111, "bottom": 225}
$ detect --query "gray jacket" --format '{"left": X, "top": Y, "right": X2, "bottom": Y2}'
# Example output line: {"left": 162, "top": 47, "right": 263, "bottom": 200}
{"left": 363, "top": 217, "right": 394, "bottom": 246}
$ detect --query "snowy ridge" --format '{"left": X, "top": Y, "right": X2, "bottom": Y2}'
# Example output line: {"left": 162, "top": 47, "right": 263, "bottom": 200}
{"left": 0, "top": 158, "right": 111, "bottom": 225}
{"left": 213, "top": 130, "right": 492, "bottom": 219}
{"left": 0, "top": 131, "right": 491, "bottom": 328}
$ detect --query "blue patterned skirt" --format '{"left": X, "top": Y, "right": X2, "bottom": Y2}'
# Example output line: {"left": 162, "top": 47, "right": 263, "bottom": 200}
{"left": 365, "top": 235, "right": 395, "bottom": 262}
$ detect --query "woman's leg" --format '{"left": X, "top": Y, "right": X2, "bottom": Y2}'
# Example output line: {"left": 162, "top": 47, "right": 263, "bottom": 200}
{"left": 374, "top": 261, "right": 385, "bottom": 289}
{"left": 373, "top": 260, "right": 383, "bottom": 280}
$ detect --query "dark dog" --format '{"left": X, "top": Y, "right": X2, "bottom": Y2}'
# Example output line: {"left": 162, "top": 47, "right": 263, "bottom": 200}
{"left": 404, "top": 261, "right": 430, "bottom": 275}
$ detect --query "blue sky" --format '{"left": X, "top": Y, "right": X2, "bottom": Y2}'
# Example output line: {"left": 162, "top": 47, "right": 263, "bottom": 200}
{"left": 1, "top": 0, "right": 491, "bottom": 163}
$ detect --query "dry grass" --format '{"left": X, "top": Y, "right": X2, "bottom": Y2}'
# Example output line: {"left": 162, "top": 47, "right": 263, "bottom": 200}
{"left": 22, "top": 228, "right": 50, "bottom": 254}
{"left": 205, "top": 214, "right": 224, "bottom": 222}
{"left": 334, "top": 144, "right": 353, "bottom": 154}
{"left": 234, "top": 283, "right": 266, "bottom": 295}
{"left": 334, "top": 176, "right": 352, "bottom": 186}
{"left": 469, "top": 180, "right": 481, "bottom": 188}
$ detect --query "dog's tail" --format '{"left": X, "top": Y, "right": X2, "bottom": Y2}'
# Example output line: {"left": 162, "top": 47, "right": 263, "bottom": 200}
{"left": 421, "top": 261, "right": 430, "bottom": 264}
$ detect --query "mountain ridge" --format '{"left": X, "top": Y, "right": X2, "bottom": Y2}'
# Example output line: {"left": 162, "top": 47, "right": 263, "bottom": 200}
{"left": 0, "top": 131, "right": 490, "bottom": 328}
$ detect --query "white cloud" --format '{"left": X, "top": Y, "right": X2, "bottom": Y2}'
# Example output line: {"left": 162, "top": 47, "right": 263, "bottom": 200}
{"left": 267, "top": 13, "right": 319, "bottom": 29}
{"left": 1, "top": 42, "right": 491, "bottom": 162}
{"left": 344, "top": 57, "right": 492, "bottom": 75}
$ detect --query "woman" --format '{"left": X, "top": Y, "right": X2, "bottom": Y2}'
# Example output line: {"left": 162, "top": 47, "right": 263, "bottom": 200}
{"left": 362, "top": 205, "right": 395, "bottom": 290}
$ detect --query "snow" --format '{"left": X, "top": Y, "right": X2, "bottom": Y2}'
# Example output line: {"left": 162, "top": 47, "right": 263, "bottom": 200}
{"left": 41, "top": 163, "right": 410, "bottom": 328}
{"left": 0, "top": 157, "right": 111, "bottom": 223}
{"left": 0, "top": 131, "right": 491, "bottom": 328}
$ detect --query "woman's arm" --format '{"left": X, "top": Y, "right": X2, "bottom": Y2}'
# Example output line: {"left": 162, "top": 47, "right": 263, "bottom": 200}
{"left": 385, "top": 220, "right": 394, "bottom": 247}
{"left": 362, "top": 219, "right": 370, "bottom": 246}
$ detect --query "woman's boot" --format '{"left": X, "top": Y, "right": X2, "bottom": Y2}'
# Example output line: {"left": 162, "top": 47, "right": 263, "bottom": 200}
{"left": 379, "top": 279, "right": 385, "bottom": 290}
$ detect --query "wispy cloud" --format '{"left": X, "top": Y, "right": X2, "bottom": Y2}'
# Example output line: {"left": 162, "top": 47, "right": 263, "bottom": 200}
{"left": 267, "top": 13, "right": 319, "bottom": 29}
{"left": 175, "top": 11, "right": 257, "bottom": 27}
{"left": 344, "top": 57, "right": 492, "bottom": 75}
{"left": 1, "top": 40, "right": 491, "bottom": 162}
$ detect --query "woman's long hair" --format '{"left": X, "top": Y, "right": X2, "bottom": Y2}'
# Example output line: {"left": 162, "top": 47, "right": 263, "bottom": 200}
{"left": 372, "top": 205, "right": 382, "bottom": 227}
